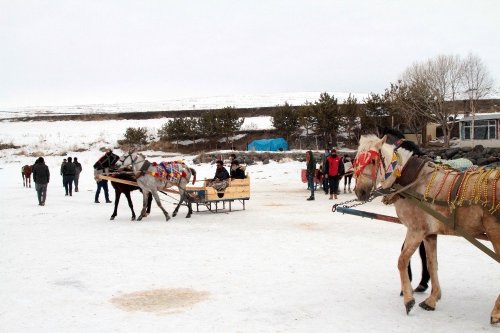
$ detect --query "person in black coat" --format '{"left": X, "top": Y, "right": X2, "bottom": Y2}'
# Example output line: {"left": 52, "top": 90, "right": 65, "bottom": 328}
{"left": 209, "top": 160, "right": 230, "bottom": 192}
{"left": 213, "top": 160, "right": 229, "bottom": 181}
{"left": 32, "top": 157, "right": 50, "bottom": 206}
{"left": 230, "top": 160, "right": 245, "bottom": 179}
{"left": 61, "top": 156, "right": 76, "bottom": 196}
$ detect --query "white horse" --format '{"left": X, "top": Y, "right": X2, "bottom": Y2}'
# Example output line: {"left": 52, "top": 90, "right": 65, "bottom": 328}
{"left": 115, "top": 152, "right": 196, "bottom": 221}
{"left": 354, "top": 134, "right": 500, "bottom": 324}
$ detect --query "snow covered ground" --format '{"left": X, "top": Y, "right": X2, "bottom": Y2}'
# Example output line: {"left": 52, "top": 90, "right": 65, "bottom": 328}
{"left": 0, "top": 119, "right": 499, "bottom": 332}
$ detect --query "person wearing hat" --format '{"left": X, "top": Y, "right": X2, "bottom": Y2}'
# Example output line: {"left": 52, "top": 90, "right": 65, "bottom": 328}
{"left": 32, "top": 157, "right": 50, "bottom": 206}
{"left": 324, "top": 148, "right": 344, "bottom": 200}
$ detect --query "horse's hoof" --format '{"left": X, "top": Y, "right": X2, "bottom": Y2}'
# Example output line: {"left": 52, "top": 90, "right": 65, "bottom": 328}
{"left": 491, "top": 316, "right": 500, "bottom": 325}
{"left": 131, "top": 217, "right": 136, "bottom": 221}
{"left": 405, "top": 299, "right": 415, "bottom": 314}
{"left": 186, "top": 215, "right": 191, "bottom": 218}
{"left": 419, "top": 301, "right": 435, "bottom": 311}
{"left": 110, "top": 216, "right": 115, "bottom": 220}
{"left": 137, "top": 216, "right": 143, "bottom": 221}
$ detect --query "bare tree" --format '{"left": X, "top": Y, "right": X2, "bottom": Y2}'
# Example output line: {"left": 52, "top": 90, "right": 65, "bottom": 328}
{"left": 462, "top": 53, "right": 494, "bottom": 115}
{"left": 400, "top": 54, "right": 464, "bottom": 147}
{"left": 386, "top": 81, "right": 431, "bottom": 145}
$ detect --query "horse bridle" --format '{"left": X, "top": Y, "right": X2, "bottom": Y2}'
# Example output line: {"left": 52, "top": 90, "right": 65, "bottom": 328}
{"left": 119, "top": 152, "right": 145, "bottom": 170}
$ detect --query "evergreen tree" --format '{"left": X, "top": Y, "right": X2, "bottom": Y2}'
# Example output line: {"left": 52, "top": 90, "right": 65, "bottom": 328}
{"left": 341, "top": 94, "right": 359, "bottom": 144}
{"left": 361, "top": 93, "right": 390, "bottom": 134}
{"left": 313, "top": 92, "right": 341, "bottom": 146}
{"left": 271, "top": 102, "right": 300, "bottom": 141}
{"left": 215, "top": 107, "right": 244, "bottom": 147}
{"left": 298, "top": 102, "right": 316, "bottom": 140}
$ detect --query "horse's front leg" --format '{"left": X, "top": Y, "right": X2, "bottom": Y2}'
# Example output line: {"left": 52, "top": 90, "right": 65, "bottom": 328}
{"left": 419, "top": 234, "right": 441, "bottom": 311}
{"left": 491, "top": 294, "right": 500, "bottom": 325}
{"left": 151, "top": 189, "right": 170, "bottom": 221}
{"left": 398, "top": 230, "right": 424, "bottom": 314}
{"left": 137, "top": 190, "right": 151, "bottom": 221}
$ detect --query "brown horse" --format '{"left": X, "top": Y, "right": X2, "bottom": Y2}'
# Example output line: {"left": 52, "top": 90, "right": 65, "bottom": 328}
{"left": 354, "top": 134, "right": 500, "bottom": 324}
{"left": 22, "top": 165, "right": 32, "bottom": 187}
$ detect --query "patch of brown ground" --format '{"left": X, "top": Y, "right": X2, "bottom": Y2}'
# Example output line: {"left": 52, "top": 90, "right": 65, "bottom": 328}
{"left": 111, "top": 288, "right": 210, "bottom": 315}
{"left": 296, "top": 222, "right": 322, "bottom": 230}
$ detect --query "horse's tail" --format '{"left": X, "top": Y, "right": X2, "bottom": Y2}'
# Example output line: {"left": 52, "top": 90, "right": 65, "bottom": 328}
{"left": 190, "top": 168, "right": 197, "bottom": 185}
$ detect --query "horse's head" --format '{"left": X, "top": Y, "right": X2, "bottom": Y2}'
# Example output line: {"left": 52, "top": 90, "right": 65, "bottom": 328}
{"left": 115, "top": 152, "right": 144, "bottom": 171}
{"left": 353, "top": 135, "right": 388, "bottom": 201}
{"left": 354, "top": 134, "right": 419, "bottom": 200}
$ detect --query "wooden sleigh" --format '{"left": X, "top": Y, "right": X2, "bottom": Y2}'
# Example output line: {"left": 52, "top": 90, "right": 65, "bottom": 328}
{"left": 97, "top": 174, "right": 251, "bottom": 213}
{"left": 186, "top": 176, "right": 251, "bottom": 213}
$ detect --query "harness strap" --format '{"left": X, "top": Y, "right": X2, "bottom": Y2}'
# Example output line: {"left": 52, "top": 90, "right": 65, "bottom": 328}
{"left": 140, "top": 160, "right": 151, "bottom": 173}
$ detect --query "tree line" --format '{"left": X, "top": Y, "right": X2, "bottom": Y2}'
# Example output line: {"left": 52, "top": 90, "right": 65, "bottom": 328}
{"left": 121, "top": 53, "right": 495, "bottom": 149}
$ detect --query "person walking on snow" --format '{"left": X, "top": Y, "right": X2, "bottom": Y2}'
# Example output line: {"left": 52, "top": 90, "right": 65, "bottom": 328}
{"left": 62, "top": 156, "right": 76, "bottom": 196}
{"left": 73, "top": 157, "right": 82, "bottom": 192}
{"left": 32, "top": 157, "right": 50, "bottom": 206}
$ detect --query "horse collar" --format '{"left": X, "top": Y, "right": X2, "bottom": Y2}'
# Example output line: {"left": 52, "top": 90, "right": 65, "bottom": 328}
{"left": 395, "top": 156, "right": 430, "bottom": 187}
{"left": 140, "top": 160, "right": 151, "bottom": 173}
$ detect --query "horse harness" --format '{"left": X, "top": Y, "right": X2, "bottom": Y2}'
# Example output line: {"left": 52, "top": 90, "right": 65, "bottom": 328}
{"left": 355, "top": 148, "right": 500, "bottom": 263}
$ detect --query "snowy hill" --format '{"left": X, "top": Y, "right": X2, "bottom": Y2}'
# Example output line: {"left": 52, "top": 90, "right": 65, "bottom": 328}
{"left": 0, "top": 91, "right": 368, "bottom": 119}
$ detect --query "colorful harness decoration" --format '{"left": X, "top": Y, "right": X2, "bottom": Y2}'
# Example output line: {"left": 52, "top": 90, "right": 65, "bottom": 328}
{"left": 422, "top": 164, "right": 500, "bottom": 215}
{"left": 384, "top": 152, "right": 402, "bottom": 180}
{"left": 150, "top": 161, "right": 187, "bottom": 183}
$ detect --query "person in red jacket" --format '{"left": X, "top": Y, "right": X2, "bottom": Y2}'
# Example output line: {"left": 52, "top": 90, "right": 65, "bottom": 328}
{"left": 324, "top": 148, "right": 344, "bottom": 199}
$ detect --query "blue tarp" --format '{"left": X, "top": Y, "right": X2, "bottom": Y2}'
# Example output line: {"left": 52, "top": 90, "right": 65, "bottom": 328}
{"left": 247, "top": 138, "right": 288, "bottom": 151}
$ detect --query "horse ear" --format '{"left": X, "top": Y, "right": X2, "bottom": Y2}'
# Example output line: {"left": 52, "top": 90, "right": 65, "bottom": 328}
{"left": 375, "top": 135, "right": 387, "bottom": 149}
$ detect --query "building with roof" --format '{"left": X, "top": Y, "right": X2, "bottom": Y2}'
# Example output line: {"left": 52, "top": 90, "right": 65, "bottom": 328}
{"left": 459, "top": 112, "right": 500, "bottom": 147}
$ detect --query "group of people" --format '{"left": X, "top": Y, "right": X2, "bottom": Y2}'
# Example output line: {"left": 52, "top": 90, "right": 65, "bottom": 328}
{"left": 209, "top": 153, "right": 246, "bottom": 191}
{"left": 60, "top": 157, "right": 83, "bottom": 196}
{"left": 305, "top": 148, "right": 354, "bottom": 201}
{"left": 31, "top": 149, "right": 120, "bottom": 206}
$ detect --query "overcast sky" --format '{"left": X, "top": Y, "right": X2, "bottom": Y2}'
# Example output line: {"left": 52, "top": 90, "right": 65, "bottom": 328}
{"left": 1, "top": 0, "right": 499, "bottom": 107}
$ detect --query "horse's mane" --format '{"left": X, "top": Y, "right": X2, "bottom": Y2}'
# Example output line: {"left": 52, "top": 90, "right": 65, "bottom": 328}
{"left": 380, "top": 127, "right": 424, "bottom": 156}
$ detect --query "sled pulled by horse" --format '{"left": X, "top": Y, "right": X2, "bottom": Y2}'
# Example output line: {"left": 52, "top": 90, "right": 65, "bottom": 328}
{"left": 353, "top": 133, "right": 500, "bottom": 324}
{"left": 186, "top": 176, "right": 250, "bottom": 213}
{"left": 114, "top": 152, "right": 197, "bottom": 221}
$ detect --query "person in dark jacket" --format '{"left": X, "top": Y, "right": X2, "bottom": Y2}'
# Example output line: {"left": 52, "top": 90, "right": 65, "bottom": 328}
{"left": 230, "top": 160, "right": 246, "bottom": 179}
{"left": 321, "top": 147, "right": 330, "bottom": 194}
{"left": 93, "top": 149, "right": 117, "bottom": 203}
{"left": 60, "top": 158, "right": 67, "bottom": 186}
{"left": 209, "top": 160, "right": 230, "bottom": 191}
{"left": 73, "top": 157, "right": 82, "bottom": 192}
{"left": 62, "top": 156, "right": 76, "bottom": 196}
{"left": 32, "top": 157, "right": 50, "bottom": 206}
{"left": 305, "top": 150, "right": 316, "bottom": 201}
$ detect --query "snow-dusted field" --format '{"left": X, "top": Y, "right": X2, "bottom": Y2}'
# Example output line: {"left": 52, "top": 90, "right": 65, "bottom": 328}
{"left": 0, "top": 119, "right": 499, "bottom": 332}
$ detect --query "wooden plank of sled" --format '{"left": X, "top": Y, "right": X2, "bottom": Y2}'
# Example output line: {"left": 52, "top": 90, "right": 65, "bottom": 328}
{"left": 97, "top": 175, "right": 138, "bottom": 186}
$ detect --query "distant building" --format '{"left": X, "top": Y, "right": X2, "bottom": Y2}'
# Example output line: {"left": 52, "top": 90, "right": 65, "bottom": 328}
{"left": 459, "top": 112, "right": 500, "bottom": 147}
